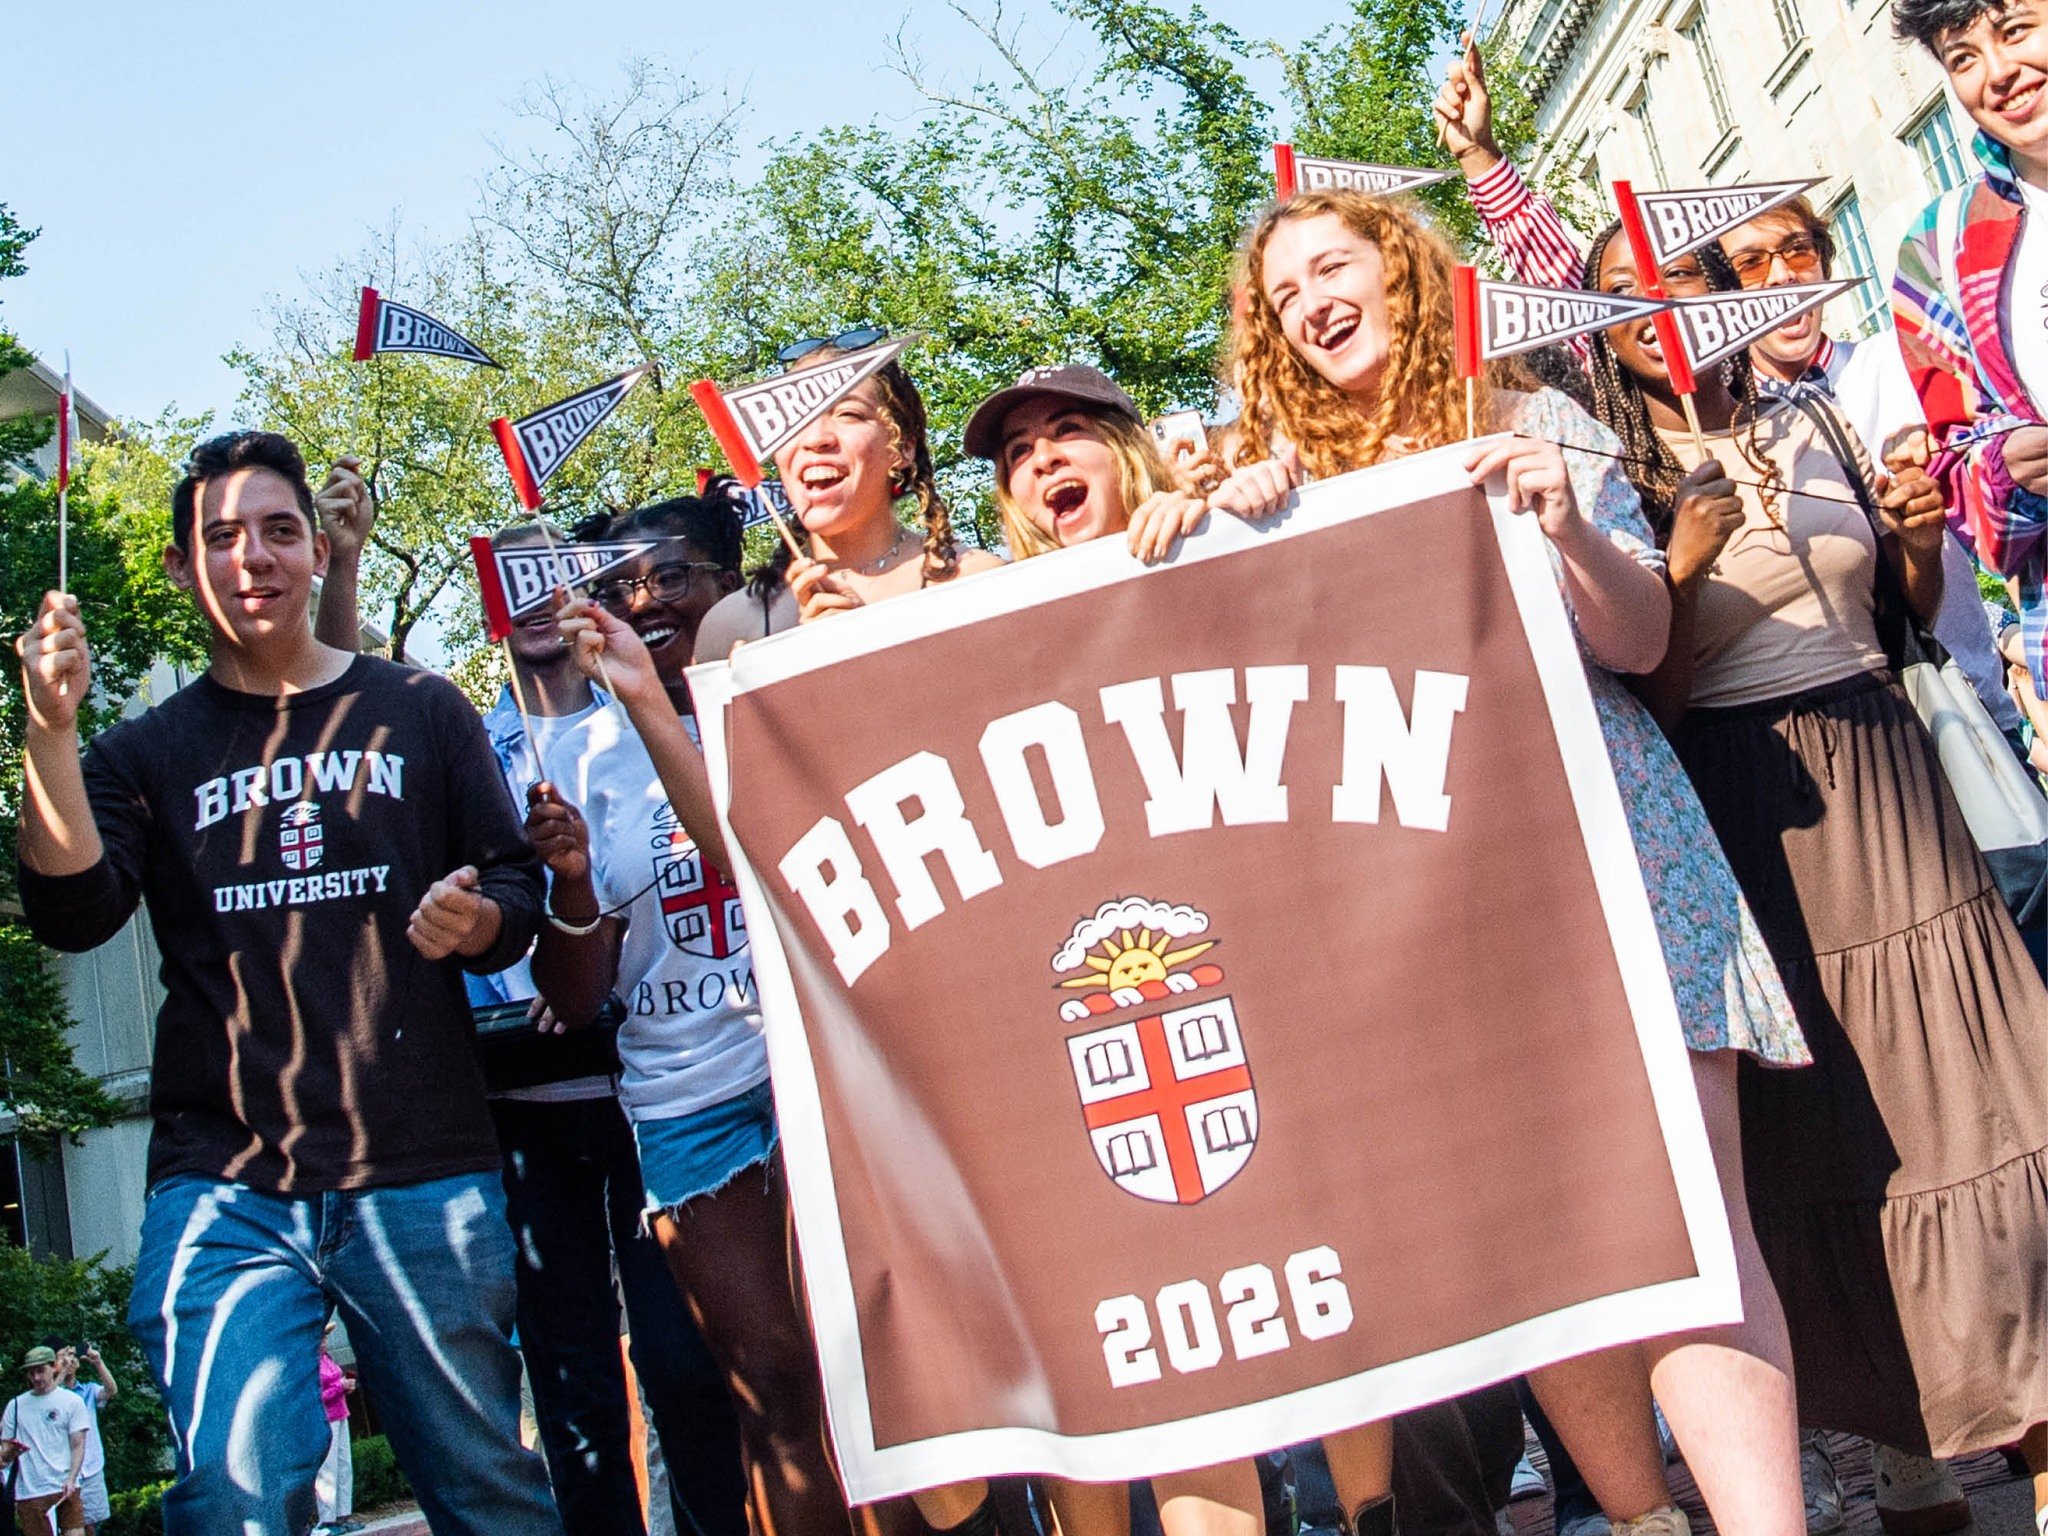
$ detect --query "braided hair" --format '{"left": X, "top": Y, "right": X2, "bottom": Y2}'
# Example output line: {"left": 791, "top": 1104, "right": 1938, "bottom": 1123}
{"left": 746, "top": 346, "right": 954, "bottom": 595}
{"left": 1579, "top": 224, "right": 1782, "bottom": 541}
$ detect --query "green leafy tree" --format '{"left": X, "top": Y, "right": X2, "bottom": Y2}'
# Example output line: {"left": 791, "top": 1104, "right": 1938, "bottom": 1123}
{"left": 0, "top": 205, "right": 47, "bottom": 471}
{"left": 1276, "top": 0, "right": 1590, "bottom": 247}
{"left": 0, "top": 221, "right": 204, "bottom": 1142}
{"left": 695, "top": 0, "right": 1276, "bottom": 543}
{"left": 0, "top": 1243, "right": 168, "bottom": 1489}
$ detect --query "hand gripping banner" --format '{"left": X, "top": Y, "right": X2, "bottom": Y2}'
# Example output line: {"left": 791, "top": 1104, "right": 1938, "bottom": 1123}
{"left": 468, "top": 536, "right": 664, "bottom": 641}
{"left": 1273, "top": 145, "right": 1452, "bottom": 201}
{"left": 492, "top": 365, "right": 656, "bottom": 510}
{"left": 1613, "top": 178, "right": 1821, "bottom": 268}
{"left": 1454, "top": 268, "right": 1675, "bottom": 365}
{"left": 690, "top": 445, "right": 1740, "bottom": 1498}
{"left": 352, "top": 288, "right": 502, "bottom": 368}
{"left": 1667, "top": 279, "right": 1862, "bottom": 373}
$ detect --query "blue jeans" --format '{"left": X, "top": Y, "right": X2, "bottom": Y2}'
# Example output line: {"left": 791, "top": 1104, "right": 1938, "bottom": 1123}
{"left": 128, "top": 1171, "right": 563, "bottom": 1536}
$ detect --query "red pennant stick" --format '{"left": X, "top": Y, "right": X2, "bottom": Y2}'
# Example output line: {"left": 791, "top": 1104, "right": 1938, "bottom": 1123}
{"left": 1453, "top": 265, "right": 1483, "bottom": 379}
{"left": 353, "top": 288, "right": 380, "bottom": 363}
{"left": 1273, "top": 144, "right": 1299, "bottom": 201}
{"left": 491, "top": 417, "right": 544, "bottom": 512}
{"left": 1613, "top": 182, "right": 1706, "bottom": 453}
{"left": 1453, "top": 265, "right": 1482, "bottom": 439}
{"left": 470, "top": 535, "right": 515, "bottom": 642}
{"left": 689, "top": 380, "right": 802, "bottom": 560}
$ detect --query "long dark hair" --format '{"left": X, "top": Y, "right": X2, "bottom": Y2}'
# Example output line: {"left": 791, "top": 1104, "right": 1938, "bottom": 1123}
{"left": 1579, "top": 224, "right": 1781, "bottom": 541}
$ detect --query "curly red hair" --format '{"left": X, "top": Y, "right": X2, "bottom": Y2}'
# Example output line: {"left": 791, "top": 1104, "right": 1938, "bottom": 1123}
{"left": 1230, "top": 191, "right": 1523, "bottom": 478}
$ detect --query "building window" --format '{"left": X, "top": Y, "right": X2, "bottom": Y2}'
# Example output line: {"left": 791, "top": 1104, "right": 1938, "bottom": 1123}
{"left": 1628, "top": 93, "right": 1668, "bottom": 184}
{"left": 1684, "top": 14, "right": 1734, "bottom": 135}
{"left": 1770, "top": 0, "right": 1804, "bottom": 48}
{"left": 1906, "top": 104, "right": 1969, "bottom": 193}
{"left": 1828, "top": 190, "right": 1887, "bottom": 336}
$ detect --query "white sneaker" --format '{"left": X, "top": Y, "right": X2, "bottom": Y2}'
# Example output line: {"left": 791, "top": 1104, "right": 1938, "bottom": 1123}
{"left": 1871, "top": 1443, "right": 1971, "bottom": 1536}
{"left": 1509, "top": 1454, "right": 1548, "bottom": 1500}
{"left": 1802, "top": 1430, "right": 1846, "bottom": 1536}
{"left": 1610, "top": 1507, "right": 1690, "bottom": 1536}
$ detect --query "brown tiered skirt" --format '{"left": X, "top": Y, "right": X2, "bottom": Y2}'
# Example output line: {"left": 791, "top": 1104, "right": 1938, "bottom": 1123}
{"left": 1671, "top": 670, "right": 2048, "bottom": 1457}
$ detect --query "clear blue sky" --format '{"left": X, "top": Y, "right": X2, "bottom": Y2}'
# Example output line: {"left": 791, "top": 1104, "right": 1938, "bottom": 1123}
{"left": 4, "top": 0, "right": 1400, "bottom": 427}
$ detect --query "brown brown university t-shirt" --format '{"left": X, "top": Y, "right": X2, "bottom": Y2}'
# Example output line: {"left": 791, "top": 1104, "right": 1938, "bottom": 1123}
{"left": 17, "top": 657, "right": 542, "bottom": 1194}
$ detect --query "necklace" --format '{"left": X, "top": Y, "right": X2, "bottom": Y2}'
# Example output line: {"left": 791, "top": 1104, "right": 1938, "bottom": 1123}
{"left": 837, "top": 525, "right": 915, "bottom": 576}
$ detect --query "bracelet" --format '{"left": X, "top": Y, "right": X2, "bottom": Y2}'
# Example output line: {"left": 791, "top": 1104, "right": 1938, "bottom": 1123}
{"left": 546, "top": 907, "right": 604, "bottom": 936}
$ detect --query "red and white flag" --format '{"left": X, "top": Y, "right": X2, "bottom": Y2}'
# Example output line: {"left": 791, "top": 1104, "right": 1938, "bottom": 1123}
{"left": 1613, "top": 179, "right": 1821, "bottom": 269}
{"left": 691, "top": 336, "right": 913, "bottom": 484}
{"left": 1667, "top": 279, "right": 1862, "bottom": 373}
{"left": 353, "top": 288, "right": 502, "bottom": 368}
{"left": 492, "top": 365, "right": 655, "bottom": 511}
{"left": 56, "top": 356, "right": 74, "bottom": 493}
{"left": 1453, "top": 268, "right": 1673, "bottom": 373}
{"left": 1273, "top": 145, "right": 1451, "bottom": 201}
{"left": 468, "top": 535, "right": 662, "bottom": 641}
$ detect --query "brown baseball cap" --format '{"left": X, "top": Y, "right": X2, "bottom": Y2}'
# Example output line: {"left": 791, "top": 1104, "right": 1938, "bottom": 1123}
{"left": 962, "top": 365, "right": 1142, "bottom": 460}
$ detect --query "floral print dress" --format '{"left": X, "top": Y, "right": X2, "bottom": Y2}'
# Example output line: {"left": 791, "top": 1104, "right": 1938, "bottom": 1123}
{"left": 1504, "top": 387, "right": 1809, "bottom": 1065}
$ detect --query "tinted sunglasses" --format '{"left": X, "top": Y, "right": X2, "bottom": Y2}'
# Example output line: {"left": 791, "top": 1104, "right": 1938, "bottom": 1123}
{"left": 1727, "top": 234, "right": 1825, "bottom": 287}
{"left": 777, "top": 325, "right": 888, "bottom": 366}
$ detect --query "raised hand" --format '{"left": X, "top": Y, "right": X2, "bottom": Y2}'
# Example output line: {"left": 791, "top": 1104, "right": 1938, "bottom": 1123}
{"left": 787, "top": 556, "right": 863, "bottom": 623}
{"left": 315, "top": 456, "right": 375, "bottom": 561}
{"left": 1876, "top": 463, "right": 1948, "bottom": 556}
{"left": 525, "top": 782, "right": 591, "bottom": 882}
{"left": 1664, "top": 459, "right": 1746, "bottom": 587}
{"left": 1433, "top": 36, "right": 1502, "bottom": 175}
{"left": 556, "top": 595, "right": 662, "bottom": 711}
{"left": 15, "top": 592, "right": 92, "bottom": 733}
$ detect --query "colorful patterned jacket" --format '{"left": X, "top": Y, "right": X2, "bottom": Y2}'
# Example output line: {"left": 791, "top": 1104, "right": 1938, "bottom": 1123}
{"left": 1892, "top": 130, "right": 2047, "bottom": 691}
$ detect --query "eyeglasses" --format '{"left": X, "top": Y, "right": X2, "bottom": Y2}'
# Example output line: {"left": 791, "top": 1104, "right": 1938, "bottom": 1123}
{"left": 590, "top": 562, "right": 726, "bottom": 610}
{"left": 1727, "top": 234, "right": 1824, "bottom": 286}
{"left": 777, "top": 325, "right": 889, "bottom": 366}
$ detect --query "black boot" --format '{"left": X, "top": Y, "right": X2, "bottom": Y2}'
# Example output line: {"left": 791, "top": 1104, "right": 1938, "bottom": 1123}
{"left": 1346, "top": 1493, "right": 1396, "bottom": 1536}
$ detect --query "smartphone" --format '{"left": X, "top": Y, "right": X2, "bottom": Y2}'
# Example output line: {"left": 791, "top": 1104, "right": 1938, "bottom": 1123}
{"left": 1149, "top": 410, "right": 1206, "bottom": 462}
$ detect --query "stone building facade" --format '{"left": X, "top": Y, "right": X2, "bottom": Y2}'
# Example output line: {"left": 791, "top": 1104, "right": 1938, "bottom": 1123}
{"left": 1491, "top": 0, "right": 1979, "bottom": 334}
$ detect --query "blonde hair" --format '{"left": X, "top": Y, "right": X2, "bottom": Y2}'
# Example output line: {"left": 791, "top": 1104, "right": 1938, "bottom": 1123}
{"left": 1230, "top": 191, "right": 1524, "bottom": 478}
{"left": 992, "top": 405, "right": 1178, "bottom": 561}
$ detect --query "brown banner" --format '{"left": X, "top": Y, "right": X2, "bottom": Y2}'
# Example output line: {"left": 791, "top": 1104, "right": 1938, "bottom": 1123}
{"left": 702, "top": 454, "right": 1730, "bottom": 1496}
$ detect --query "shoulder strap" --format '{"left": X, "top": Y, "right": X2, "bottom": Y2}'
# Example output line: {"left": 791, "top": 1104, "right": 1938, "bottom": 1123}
{"left": 1785, "top": 393, "right": 1934, "bottom": 673}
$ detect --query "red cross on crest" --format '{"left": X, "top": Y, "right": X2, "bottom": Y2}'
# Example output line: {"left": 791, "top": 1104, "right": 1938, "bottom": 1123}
{"left": 656, "top": 829, "right": 747, "bottom": 960}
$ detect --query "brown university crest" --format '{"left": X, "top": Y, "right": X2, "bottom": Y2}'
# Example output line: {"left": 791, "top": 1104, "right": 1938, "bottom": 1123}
{"left": 1055, "top": 897, "right": 1254, "bottom": 1205}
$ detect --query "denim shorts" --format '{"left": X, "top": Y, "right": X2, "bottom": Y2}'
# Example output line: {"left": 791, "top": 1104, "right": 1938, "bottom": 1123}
{"left": 632, "top": 1079, "right": 778, "bottom": 1212}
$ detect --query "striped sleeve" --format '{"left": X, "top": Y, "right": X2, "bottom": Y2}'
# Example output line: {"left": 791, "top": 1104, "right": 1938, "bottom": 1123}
{"left": 1466, "top": 159, "right": 1593, "bottom": 362}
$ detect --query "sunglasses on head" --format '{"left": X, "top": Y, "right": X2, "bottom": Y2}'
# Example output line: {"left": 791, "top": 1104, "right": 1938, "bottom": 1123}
{"left": 777, "top": 325, "right": 889, "bottom": 366}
